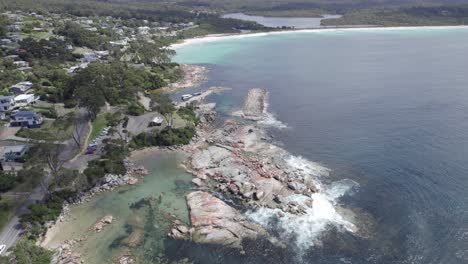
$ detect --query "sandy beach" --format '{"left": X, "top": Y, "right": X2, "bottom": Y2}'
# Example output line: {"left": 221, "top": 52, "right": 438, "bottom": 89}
{"left": 170, "top": 25, "right": 468, "bottom": 50}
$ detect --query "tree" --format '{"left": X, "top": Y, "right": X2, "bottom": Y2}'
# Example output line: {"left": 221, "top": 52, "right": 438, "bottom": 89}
{"left": 4, "top": 239, "right": 52, "bottom": 264}
{"left": 0, "top": 172, "right": 16, "bottom": 192}
{"left": 151, "top": 94, "right": 175, "bottom": 127}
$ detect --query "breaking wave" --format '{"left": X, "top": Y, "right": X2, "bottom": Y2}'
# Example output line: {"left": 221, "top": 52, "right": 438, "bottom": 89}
{"left": 257, "top": 97, "right": 288, "bottom": 129}
{"left": 257, "top": 112, "right": 288, "bottom": 129}
{"left": 246, "top": 155, "right": 358, "bottom": 253}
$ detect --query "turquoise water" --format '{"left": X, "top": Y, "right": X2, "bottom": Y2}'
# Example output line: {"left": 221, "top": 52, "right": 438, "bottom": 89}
{"left": 173, "top": 27, "right": 468, "bottom": 263}
{"left": 47, "top": 151, "right": 192, "bottom": 263}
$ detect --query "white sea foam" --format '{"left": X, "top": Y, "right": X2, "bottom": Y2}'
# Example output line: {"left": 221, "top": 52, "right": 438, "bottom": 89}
{"left": 171, "top": 25, "right": 468, "bottom": 49}
{"left": 255, "top": 98, "right": 288, "bottom": 129}
{"left": 257, "top": 112, "right": 288, "bottom": 129}
{"left": 247, "top": 155, "right": 358, "bottom": 252}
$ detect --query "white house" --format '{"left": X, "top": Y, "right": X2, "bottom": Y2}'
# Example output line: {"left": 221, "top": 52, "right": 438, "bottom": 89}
{"left": 10, "top": 111, "right": 43, "bottom": 128}
{"left": 138, "top": 26, "right": 150, "bottom": 35}
{"left": 14, "top": 94, "right": 38, "bottom": 108}
{"left": 0, "top": 96, "right": 15, "bottom": 111}
{"left": 10, "top": 81, "right": 33, "bottom": 95}
{"left": 13, "top": 61, "right": 29, "bottom": 67}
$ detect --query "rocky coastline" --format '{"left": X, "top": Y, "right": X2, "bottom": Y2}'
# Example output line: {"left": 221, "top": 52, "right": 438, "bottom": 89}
{"left": 162, "top": 64, "right": 208, "bottom": 93}
{"left": 44, "top": 85, "right": 358, "bottom": 263}
{"left": 165, "top": 87, "right": 355, "bottom": 252}
{"left": 70, "top": 160, "right": 148, "bottom": 205}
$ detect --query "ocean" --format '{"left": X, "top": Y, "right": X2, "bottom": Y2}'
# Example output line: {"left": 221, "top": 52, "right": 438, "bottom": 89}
{"left": 173, "top": 27, "right": 468, "bottom": 264}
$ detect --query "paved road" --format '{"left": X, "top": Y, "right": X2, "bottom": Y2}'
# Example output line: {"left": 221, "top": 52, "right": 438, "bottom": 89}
{"left": 0, "top": 172, "right": 52, "bottom": 255}
{"left": 0, "top": 108, "right": 90, "bottom": 255}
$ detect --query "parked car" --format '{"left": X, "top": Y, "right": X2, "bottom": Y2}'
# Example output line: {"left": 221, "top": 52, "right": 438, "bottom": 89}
{"left": 85, "top": 148, "right": 96, "bottom": 155}
{"left": 0, "top": 244, "right": 6, "bottom": 255}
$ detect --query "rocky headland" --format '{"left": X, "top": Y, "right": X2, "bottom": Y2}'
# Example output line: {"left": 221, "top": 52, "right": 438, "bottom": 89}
{"left": 167, "top": 87, "right": 355, "bottom": 251}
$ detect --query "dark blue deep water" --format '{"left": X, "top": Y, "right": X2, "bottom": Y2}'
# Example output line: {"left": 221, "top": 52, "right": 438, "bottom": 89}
{"left": 174, "top": 28, "right": 468, "bottom": 264}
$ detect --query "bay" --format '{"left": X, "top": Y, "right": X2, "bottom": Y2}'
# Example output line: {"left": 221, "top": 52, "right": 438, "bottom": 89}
{"left": 174, "top": 27, "right": 468, "bottom": 264}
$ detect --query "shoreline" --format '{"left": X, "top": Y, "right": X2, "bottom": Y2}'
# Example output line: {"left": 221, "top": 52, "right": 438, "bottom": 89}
{"left": 170, "top": 25, "right": 468, "bottom": 49}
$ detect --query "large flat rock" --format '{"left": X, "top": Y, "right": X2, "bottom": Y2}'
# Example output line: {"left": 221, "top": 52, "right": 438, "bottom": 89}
{"left": 187, "top": 191, "right": 267, "bottom": 249}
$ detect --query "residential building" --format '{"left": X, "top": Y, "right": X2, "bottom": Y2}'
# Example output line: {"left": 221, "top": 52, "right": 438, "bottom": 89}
{"left": 13, "top": 60, "right": 29, "bottom": 67}
{"left": 10, "top": 81, "right": 33, "bottom": 95}
{"left": 0, "top": 145, "right": 30, "bottom": 162}
{"left": 81, "top": 52, "right": 98, "bottom": 63}
{"left": 10, "top": 111, "right": 43, "bottom": 128}
{"left": 0, "top": 96, "right": 15, "bottom": 111}
{"left": 14, "top": 94, "right": 38, "bottom": 107}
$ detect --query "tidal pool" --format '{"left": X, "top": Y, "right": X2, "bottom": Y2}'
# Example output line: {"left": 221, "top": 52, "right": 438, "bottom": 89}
{"left": 45, "top": 151, "right": 192, "bottom": 263}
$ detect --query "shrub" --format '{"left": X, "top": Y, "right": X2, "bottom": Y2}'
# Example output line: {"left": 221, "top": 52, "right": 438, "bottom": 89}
{"left": 0, "top": 172, "right": 16, "bottom": 192}
{"left": 177, "top": 105, "right": 199, "bottom": 125}
{"left": 127, "top": 102, "right": 145, "bottom": 116}
{"left": 131, "top": 126, "right": 196, "bottom": 148}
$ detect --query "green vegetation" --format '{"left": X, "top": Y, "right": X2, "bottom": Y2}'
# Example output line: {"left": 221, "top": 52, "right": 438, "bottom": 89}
{"left": 151, "top": 94, "right": 175, "bottom": 127}
{"left": 322, "top": 6, "right": 468, "bottom": 26}
{"left": 0, "top": 172, "right": 16, "bottom": 192}
{"left": 16, "top": 117, "right": 73, "bottom": 141}
{"left": 20, "top": 190, "right": 76, "bottom": 239}
{"left": 56, "top": 21, "right": 109, "bottom": 50}
{"left": 177, "top": 104, "right": 200, "bottom": 125}
{"left": 84, "top": 139, "right": 128, "bottom": 185}
{"left": 69, "top": 61, "right": 168, "bottom": 119}
{"left": 0, "top": 15, "right": 8, "bottom": 38}
{"left": 131, "top": 126, "right": 196, "bottom": 148}
{"left": 89, "top": 113, "right": 106, "bottom": 141}
{"left": 0, "top": 196, "right": 16, "bottom": 231}
{"left": 127, "top": 102, "right": 146, "bottom": 116}
{"left": 0, "top": 167, "right": 44, "bottom": 230}
{"left": 0, "top": 239, "right": 53, "bottom": 264}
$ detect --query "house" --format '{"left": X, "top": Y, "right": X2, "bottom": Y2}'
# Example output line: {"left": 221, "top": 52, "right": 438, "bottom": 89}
{"left": 14, "top": 94, "right": 38, "bottom": 107}
{"left": 17, "top": 67, "right": 33, "bottom": 72}
{"left": 32, "top": 27, "right": 46, "bottom": 32}
{"left": 9, "top": 35, "right": 22, "bottom": 42}
{"left": 138, "top": 26, "right": 150, "bottom": 35}
{"left": 6, "top": 24, "right": 22, "bottom": 32}
{"left": 10, "top": 111, "right": 43, "bottom": 128}
{"left": 0, "top": 145, "right": 30, "bottom": 162}
{"left": 13, "top": 61, "right": 29, "bottom": 67}
{"left": 0, "top": 39, "right": 12, "bottom": 45}
{"left": 10, "top": 81, "right": 33, "bottom": 95}
{"left": 109, "top": 39, "right": 127, "bottom": 46}
{"left": 95, "top": 50, "right": 109, "bottom": 58}
{"left": 4, "top": 54, "right": 19, "bottom": 59}
{"left": 81, "top": 52, "right": 98, "bottom": 63}
{"left": 67, "top": 63, "right": 89, "bottom": 74}
{"left": 149, "top": 116, "right": 164, "bottom": 126}
{"left": 0, "top": 96, "right": 15, "bottom": 111}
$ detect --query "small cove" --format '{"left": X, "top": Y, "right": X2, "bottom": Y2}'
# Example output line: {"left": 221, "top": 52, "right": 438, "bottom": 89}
{"left": 44, "top": 151, "right": 192, "bottom": 263}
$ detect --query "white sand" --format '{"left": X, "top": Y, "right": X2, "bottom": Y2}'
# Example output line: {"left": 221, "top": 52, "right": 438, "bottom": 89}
{"left": 170, "top": 25, "right": 468, "bottom": 50}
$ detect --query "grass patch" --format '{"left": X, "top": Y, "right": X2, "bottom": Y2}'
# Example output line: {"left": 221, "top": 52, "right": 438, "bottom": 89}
{"left": 15, "top": 118, "right": 73, "bottom": 141}
{"left": 20, "top": 31, "right": 52, "bottom": 40}
{"left": 89, "top": 114, "right": 107, "bottom": 141}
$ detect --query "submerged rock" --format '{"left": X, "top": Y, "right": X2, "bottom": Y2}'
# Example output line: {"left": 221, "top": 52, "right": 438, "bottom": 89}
{"left": 93, "top": 215, "right": 114, "bottom": 233}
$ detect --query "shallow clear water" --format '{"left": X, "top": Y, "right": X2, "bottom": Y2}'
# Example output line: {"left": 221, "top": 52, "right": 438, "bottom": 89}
{"left": 174, "top": 27, "right": 468, "bottom": 263}
{"left": 48, "top": 151, "right": 192, "bottom": 263}
{"left": 221, "top": 13, "right": 342, "bottom": 29}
